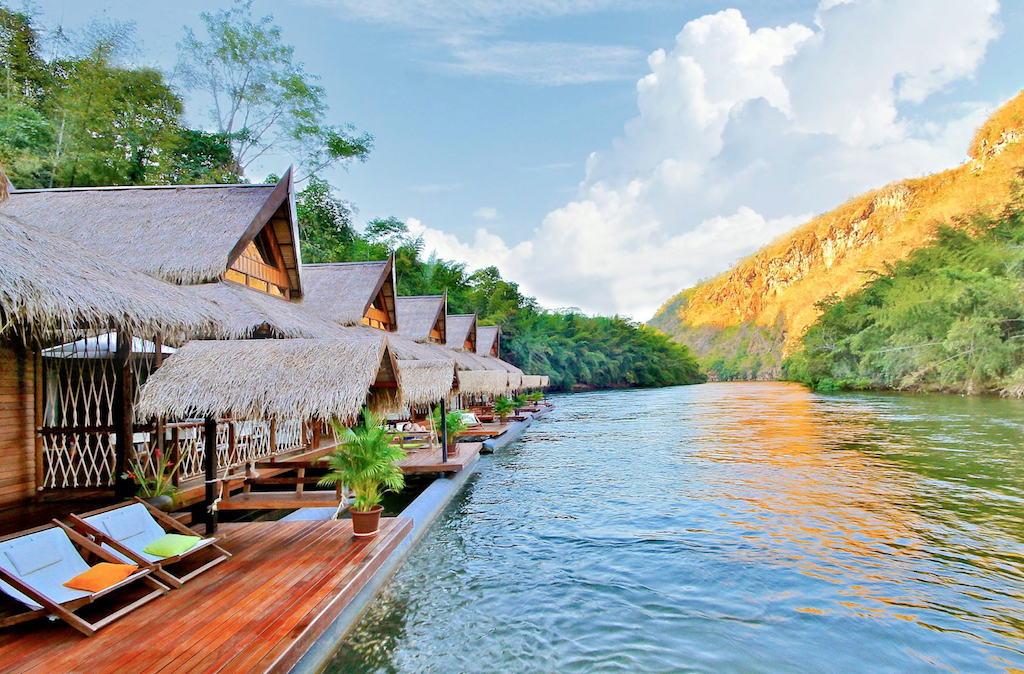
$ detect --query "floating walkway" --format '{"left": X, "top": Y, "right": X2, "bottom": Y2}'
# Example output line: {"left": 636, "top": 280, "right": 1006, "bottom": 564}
{"left": 0, "top": 518, "right": 412, "bottom": 674}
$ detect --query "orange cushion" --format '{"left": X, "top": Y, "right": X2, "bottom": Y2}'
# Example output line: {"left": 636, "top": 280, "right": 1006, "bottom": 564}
{"left": 63, "top": 563, "right": 138, "bottom": 593}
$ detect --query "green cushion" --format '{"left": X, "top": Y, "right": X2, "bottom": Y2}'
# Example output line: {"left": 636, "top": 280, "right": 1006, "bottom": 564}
{"left": 142, "top": 533, "right": 200, "bottom": 557}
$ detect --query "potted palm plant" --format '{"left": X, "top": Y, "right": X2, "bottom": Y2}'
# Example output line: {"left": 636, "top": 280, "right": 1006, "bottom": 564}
{"left": 318, "top": 410, "right": 406, "bottom": 537}
{"left": 513, "top": 393, "right": 528, "bottom": 415}
{"left": 494, "top": 396, "right": 514, "bottom": 424}
{"left": 431, "top": 407, "right": 468, "bottom": 454}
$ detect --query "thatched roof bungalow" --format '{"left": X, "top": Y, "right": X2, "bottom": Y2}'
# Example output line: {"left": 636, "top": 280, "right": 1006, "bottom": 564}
{"left": 475, "top": 325, "right": 500, "bottom": 358}
{"left": 303, "top": 259, "right": 397, "bottom": 330}
{"left": 0, "top": 213, "right": 224, "bottom": 342}
{"left": 2, "top": 170, "right": 303, "bottom": 297}
{"left": 396, "top": 293, "right": 447, "bottom": 344}
{"left": 137, "top": 333, "right": 400, "bottom": 423}
{"left": 445, "top": 314, "right": 477, "bottom": 352}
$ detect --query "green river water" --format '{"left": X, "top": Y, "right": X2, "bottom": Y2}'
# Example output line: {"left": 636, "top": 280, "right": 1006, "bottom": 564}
{"left": 328, "top": 382, "right": 1024, "bottom": 673}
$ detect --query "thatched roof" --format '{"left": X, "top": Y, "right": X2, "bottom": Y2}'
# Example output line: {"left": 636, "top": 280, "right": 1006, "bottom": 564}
{"left": 522, "top": 375, "right": 544, "bottom": 390}
{"left": 475, "top": 325, "right": 499, "bottom": 356}
{"left": 395, "top": 359, "right": 454, "bottom": 406}
{"left": 350, "top": 327, "right": 455, "bottom": 405}
{"left": 445, "top": 314, "right": 477, "bottom": 350}
{"left": 448, "top": 349, "right": 511, "bottom": 396}
{"left": 303, "top": 259, "right": 394, "bottom": 326}
{"left": 0, "top": 213, "right": 225, "bottom": 341}
{"left": 186, "top": 281, "right": 343, "bottom": 339}
{"left": 1, "top": 172, "right": 300, "bottom": 290}
{"left": 396, "top": 294, "right": 445, "bottom": 343}
{"left": 136, "top": 334, "right": 392, "bottom": 422}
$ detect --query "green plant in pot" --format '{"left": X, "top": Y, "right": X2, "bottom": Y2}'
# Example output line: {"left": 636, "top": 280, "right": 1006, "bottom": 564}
{"left": 513, "top": 393, "right": 528, "bottom": 414}
{"left": 319, "top": 410, "right": 406, "bottom": 537}
{"left": 494, "top": 396, "right": 514, "bottom": 424}
{"left": 122, "top": 447, "right": 184, "bottom": 511}
{"left": 527, "top": 391, "right": 544, "bottom": 405}
{"left": 431, "top": 406, "right": 468, "bottom": 454}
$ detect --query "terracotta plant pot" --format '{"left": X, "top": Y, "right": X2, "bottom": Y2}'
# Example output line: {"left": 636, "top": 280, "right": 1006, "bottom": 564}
{"left": 351, "top": 505, "right": 384, "bottom": 537}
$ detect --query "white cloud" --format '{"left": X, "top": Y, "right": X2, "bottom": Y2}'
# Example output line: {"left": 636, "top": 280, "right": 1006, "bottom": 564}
{"left": 408, "top": 0, "right": 1003, "bottom": 319}
{"left": 473, "top": 206, "right": 499, "bottom": 220}
{"left": 302, "top": 0, "right": 646, "bottom": 85}
{"left": 303, "top": 0, "right": 644, "bottom": 30}
{"left": 435, "top": 39, "right": 643, "bottom": 85}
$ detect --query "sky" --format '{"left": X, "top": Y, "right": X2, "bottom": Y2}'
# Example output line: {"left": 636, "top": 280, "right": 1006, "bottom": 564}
{"left": 24, "top": 0, "right": 1024, "bottom": 320}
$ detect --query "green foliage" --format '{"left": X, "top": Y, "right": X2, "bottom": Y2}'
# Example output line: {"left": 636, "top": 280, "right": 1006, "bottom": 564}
{"left": 786, "top": 189, "right": 1024, "bottom": 395}
{"left": 527, "top": 391, "right": 543, "bottom": 404}
{"left": 493, "top": 396, "right": 514, "bottom": 418}
{"left": 318, "top": 410, "right": 405, "bottom": 512}
{"left": 0, "top": 3, "right": 241, "bottom": 187}
{"left": 176, "top": 0, "right": 371, "bottom": 176}
{"left": 431, "top": 407, "right": 467, "bottom": 447}
{"left": 295, "top": 175, "right": 357, "bottom": 263}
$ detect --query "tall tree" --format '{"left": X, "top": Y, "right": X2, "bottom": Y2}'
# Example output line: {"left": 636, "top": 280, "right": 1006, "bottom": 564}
{"left": 176, "top": 0, "right": 371, "bottom": 178}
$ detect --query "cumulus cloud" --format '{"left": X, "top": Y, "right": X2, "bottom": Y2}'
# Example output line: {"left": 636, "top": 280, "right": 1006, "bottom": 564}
{"left": 409, "top": 0, "right": 1003, "bottom": 319}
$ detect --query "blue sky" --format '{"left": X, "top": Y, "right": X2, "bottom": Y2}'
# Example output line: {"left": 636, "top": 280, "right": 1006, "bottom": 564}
{"left": 27, "top": 0, "right": 1024, "bottom": 319}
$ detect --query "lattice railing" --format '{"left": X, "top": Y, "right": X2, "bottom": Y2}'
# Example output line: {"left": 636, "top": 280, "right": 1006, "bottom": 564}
{"left": 38, "top": 332, "right": 159, "bottom": 490}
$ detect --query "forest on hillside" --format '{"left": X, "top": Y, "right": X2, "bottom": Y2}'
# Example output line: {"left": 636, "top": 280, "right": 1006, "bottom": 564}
{"left": 0, "top": 2, "right": 703, "bottom": 391}
{"left": 786, "top": 182, "right": 1024, "bottom": 397}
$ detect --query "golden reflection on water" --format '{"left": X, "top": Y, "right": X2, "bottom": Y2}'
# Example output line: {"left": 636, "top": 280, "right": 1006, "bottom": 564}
{"left": 689, "top": 383, "right": 1023, "bottom": 638}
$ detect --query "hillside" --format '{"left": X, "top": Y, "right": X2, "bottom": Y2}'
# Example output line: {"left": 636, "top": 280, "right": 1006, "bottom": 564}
{"left": 649, "top": 91, "right": 1024, "bottom": 380}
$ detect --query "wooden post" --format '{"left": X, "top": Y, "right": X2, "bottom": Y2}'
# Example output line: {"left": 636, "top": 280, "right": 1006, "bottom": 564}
{"left": 440, "top": 399, "right": 448, "bottom": 464}
{"left": 33, "top": 348, "right": 44, "bottom": 498}
{"left": 204, "top": 417, "right": 218, "bottom": 534}
{"left": 113, "top": 329, "right": 134, "bottom": 499}
{"left": 170, "top": 426, "right": 180, "bottom": 489}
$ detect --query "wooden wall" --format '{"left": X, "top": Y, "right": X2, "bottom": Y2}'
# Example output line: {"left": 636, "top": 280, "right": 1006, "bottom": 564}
{"left": 0, "top": 341, "right": 35, "bottom": 506}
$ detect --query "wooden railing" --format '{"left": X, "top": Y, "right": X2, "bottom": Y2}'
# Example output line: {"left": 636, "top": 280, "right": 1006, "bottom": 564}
{"left": 133, "top": 418, "right": 313, "bottom": 486}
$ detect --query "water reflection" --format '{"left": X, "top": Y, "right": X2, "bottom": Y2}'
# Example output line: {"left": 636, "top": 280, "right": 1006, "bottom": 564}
{"left": 330, "top": 383, "right": 1024, "bottom": 673}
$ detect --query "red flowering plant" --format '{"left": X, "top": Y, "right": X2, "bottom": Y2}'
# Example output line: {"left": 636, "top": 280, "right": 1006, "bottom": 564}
{"left": 122, "top": 447, "right": 186, "bottom": 500}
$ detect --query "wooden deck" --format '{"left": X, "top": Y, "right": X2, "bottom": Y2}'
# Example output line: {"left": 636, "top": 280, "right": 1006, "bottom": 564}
{"left": 396, "top": 442, "right": 481, "bottom": 474}
{"left": 456, "top": 421, "right": 512, "bottom": 438}
{"left": 0, "top": 517, "right": 413, "bottom": 674}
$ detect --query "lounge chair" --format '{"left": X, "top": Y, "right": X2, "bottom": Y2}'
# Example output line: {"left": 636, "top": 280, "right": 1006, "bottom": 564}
{"left": 69, "top": 498, "right": 231, "bottom": 589}
{"left": 0, "top": 521, "right": 168, "bottom": 636}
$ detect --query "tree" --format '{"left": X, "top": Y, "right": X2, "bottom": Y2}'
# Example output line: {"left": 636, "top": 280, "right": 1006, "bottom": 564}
{"left": 176, "top": 0, "right": 371, "bottom": 177}
{"left": 296, "top": 175, "right": 357, "bottom": 263}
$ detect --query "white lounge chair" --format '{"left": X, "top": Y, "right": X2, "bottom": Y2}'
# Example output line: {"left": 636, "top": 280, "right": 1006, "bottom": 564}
{"left": 0, "top": 521, "right": 168, "bottom": 636}
{"left": 69, "top": 498, "right": 231, "bottom": 589}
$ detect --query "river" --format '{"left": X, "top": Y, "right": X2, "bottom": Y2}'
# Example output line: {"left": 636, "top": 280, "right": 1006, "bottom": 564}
{"left": 328, "top": 382, "right": 1024, "bottom": 673}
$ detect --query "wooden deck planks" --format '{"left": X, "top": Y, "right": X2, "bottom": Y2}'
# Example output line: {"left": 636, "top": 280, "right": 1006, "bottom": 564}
{"left": 396, "top": 442, "right": 482, "bottom": 474}
{"left": 0, "top": 517, "right": 413, "bottom": 674}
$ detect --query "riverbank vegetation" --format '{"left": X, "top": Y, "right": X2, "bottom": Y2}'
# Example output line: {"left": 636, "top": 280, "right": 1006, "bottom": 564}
{"left": 296, "top": 179, "right": 705, "bottom": 390}
{"left": 785, "top": 184, "right": 1024, "bottom": 396}
{"left": 0, "top": 2, "right": 703, "bottom": 392}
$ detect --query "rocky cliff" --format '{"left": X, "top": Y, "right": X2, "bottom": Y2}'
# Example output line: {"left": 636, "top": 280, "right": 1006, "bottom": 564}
{"left": 649, "top": 91, "right": 1024, "bottom": 380}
